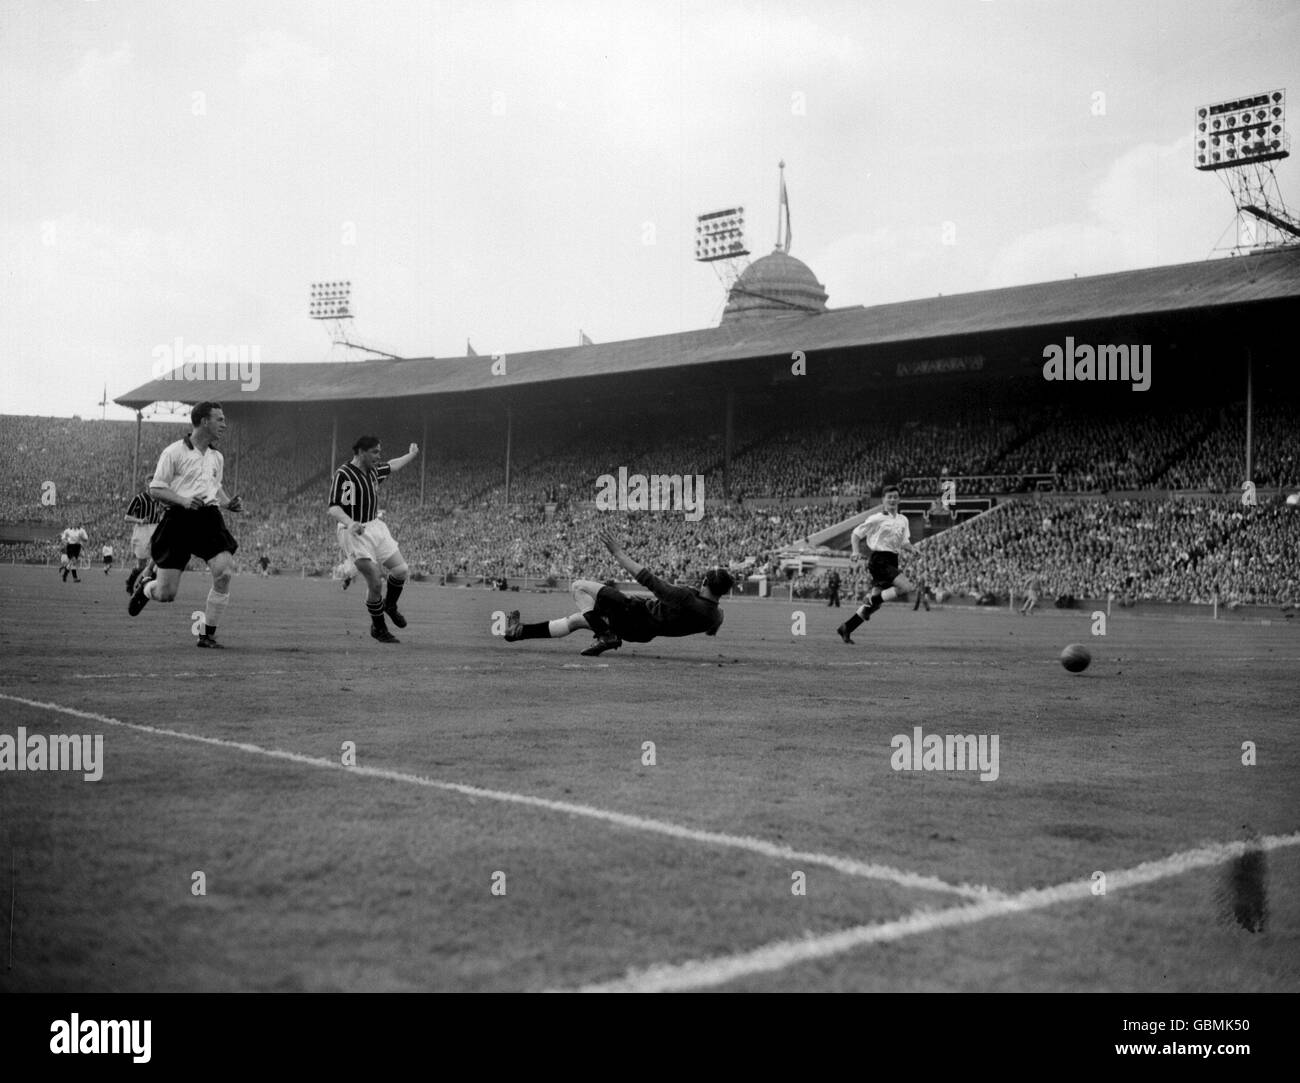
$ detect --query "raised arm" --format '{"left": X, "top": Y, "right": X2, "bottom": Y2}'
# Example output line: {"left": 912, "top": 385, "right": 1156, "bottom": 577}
{"left": 598, "top": 528, "right": 645, "bottom": 579}
{"left": 387, "top": 443, "right": 420, "bottom": 474}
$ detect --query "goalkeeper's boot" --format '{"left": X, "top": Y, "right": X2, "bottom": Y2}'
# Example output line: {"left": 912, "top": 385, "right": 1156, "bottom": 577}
{"left": 196, "top": 634, "right": 224, "bottom": 649}
{"left": 835, "top": 623, "right": 855, "bottom": 645}
{"left": 503, "top": 610, "right": 524, "bottom": 642}
{"left": 128, "top": 572, "right": 154, "bottom": 617}
{"left": 580, "top": 632, "right": 621, "bottom": 657}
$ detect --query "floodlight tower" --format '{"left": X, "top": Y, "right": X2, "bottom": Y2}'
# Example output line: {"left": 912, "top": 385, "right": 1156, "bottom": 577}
{"left": 308, "top": 281, "right": 402, "bottom": 360}
{"left": 694, "top": 205, "right": 750, "bottom": 296}
{"left": 1196, "top": 89, "right": 1300, "bottom": 253}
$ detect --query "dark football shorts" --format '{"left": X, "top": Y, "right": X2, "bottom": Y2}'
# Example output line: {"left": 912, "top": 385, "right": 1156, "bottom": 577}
{"left": 151, "top": 505, "right": 239, "bottom": 569}
{"left": 65, "top": 544, "right": 82, "bottom": 559}
{"left": 594, "top": 585, "right": 657, "bottom": 642}
{"left": 867, "top": 551, "right": 901, "bottom": 589}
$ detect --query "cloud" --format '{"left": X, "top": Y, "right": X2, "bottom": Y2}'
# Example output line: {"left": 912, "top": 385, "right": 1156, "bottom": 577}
{"left": 66, "top": 42, "right": 132, "bottom": 93}
{"left": 985, "top": 134, "right": 1218, "bottom": 288}
{"left": 238, "top": 28, "right": 333, "bottom": 91}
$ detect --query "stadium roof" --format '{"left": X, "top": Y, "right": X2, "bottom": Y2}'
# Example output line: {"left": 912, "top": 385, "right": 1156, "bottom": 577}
{"left": 116, "top": 246, "right": 1300, "bottom": 408}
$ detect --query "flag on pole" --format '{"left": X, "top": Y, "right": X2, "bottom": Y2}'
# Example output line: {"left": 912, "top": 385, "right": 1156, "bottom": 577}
{"left": 779, "top": 167, "right": 792, "bottom": 253}
{"left": 466, "top": 340, "right": 478, "bottom": 357}
{"left": 579, "top": 330, "right": 594, "bottom": 346}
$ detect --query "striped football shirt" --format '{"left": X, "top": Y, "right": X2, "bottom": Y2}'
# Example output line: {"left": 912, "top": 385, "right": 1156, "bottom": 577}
{"left": 126, "top": 490, "right": 166, "bottom": 524}
{"left": 329, "top": 461, "right": 392, "bottom": 524}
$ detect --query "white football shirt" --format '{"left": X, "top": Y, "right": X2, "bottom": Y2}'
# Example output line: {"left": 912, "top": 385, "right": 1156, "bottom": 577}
{"left": 852, "top": 511, "right": 910, "bottom": 553}
{"left": 151, "top": 436, "right": 223, "bottom": 505}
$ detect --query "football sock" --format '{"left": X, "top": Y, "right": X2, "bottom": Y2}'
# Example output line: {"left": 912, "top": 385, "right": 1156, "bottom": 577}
{"left": 366, "top": 598, "right": 387, "bottom": 629}
{"left": 204, "top": 589, "right": 229, "bottom": 635}
{"left": 843, "top": 612, "right": 865, "bottom": 633}
{"left": 385, "top": 575, "right": 405, "bottom": 608}
{"left": 515, "top": 620, "right": 562, "bottom": 639}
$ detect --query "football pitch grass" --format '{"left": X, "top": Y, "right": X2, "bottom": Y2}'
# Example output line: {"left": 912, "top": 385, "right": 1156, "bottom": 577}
{"left": 1, "top": 565, "right": 1296, "bottom": 993}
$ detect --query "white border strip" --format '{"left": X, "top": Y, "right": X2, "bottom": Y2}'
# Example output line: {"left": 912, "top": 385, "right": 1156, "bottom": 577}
{"left": 571, "top": 832, "right": 1300, "bottom": 992}
{"left": 0, "top": 693, "right": 997, "bottom": 900}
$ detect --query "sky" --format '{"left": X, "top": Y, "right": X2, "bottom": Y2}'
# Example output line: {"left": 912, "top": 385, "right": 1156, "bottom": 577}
{"left": 1, "top": 0, "right": 1297, "bottom": 420}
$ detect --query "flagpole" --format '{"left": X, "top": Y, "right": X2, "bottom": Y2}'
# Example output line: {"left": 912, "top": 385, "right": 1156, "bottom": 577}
{"left": 776, "top": 161, "right": 783, "bottom": 250}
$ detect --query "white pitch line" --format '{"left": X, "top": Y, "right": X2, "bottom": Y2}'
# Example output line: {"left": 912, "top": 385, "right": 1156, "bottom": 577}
{"left": 0, "top": 692, "right": 996, "bottom": 900}
{"left": 571, "top": 832, "right": 1300, "bottom": 993}
{"left": 66, "top": 671, "right": 290, "bottom": 680}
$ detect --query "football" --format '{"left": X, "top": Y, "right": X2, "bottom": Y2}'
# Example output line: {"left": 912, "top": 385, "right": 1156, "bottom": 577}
{"left": 1060, "top": 643, "right": 1091, "bottom": 672}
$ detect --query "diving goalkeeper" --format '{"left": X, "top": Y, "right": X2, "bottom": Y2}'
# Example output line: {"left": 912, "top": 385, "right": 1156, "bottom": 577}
{"left": 503, "top": 528, "right": 733, "bottom": 656}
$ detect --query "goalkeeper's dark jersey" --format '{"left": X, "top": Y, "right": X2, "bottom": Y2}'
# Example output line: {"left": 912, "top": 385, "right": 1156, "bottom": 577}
{"left": 627, "top": 568, "right": 723, "bottom": 638}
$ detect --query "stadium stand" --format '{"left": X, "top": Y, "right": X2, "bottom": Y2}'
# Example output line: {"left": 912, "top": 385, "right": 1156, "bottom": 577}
{"left": 4, "top": 392, "right": 1297, "bottom": 605}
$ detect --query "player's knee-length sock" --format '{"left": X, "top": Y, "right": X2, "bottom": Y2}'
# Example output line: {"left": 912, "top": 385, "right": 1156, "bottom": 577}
{"left": 366, "top": 598, "right": 388, "bottom": 629}
{"left": 843, "top": 603, "right": 872, "bottom": 632}
{"left": 516, "top": 618, "right": 575, "bottom": 639}
{"left": 205, "top": 589, "right": 229, "bottom": 635}
{"left": 385, "top": 575, "right": 404, "bottom": 609}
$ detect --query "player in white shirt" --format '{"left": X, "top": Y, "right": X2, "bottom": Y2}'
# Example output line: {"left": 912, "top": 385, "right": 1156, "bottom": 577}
{"left": 129, "top": 402, "right": 244, "bottom": 648}
{"left": 102, "top": 543, "right": 114, "bottom": 574}
{"left": 59, "top": 526, "right": 89, "bottom": 582}
{"left": 837, "top": 485, "right": 918, "bottom": 644}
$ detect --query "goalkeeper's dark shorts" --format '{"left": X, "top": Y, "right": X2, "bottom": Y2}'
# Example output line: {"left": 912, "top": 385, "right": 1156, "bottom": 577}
{"left": 867, "top": 551, "right": 901, "bottom": 589}
{"left": 151, "top": 505, "right": 239, "bottom": 569}
{"left": 593, "top": 585, "right": 658, "bottom": 643}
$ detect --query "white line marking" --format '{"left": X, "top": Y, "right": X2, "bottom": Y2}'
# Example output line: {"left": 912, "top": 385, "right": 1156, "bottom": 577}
{"left": 65, "top": 671, "right": 290, "bottom": 680}
{"left": 570, "top": 832, "right": 1300, "bottom": 992}
{"left": 0, "top": 692, "right": 997, "bottom": 900}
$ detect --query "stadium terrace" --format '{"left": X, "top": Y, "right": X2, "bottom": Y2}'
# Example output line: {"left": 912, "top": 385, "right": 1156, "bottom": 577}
{"left": 1042, "top": 338, "right": 1152, "bottom": 391}
{"left": 593, "top": 468, "right": 705, "bottom": 521}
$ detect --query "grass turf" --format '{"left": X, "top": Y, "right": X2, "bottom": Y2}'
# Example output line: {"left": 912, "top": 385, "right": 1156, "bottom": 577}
{"left": 0, "top": 565, "right": 1295, "bottom": 991}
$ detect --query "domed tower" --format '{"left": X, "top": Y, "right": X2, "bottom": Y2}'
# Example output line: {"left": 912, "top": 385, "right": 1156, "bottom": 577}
{"left": 721, "top": 162, "right": 828, "bottom": 324}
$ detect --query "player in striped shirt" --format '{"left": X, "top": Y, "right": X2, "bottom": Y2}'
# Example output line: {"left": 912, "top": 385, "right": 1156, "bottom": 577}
{"left": 837, "top": 485, "right": 918, "bottom": 644}
{"left": 124, "top": 488, "right": 165, "bottom": 595}
{"left": 327, "top": 435, "right": 420, "bottom": 643}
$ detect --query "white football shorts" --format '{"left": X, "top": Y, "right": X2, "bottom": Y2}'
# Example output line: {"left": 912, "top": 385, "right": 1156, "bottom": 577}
{"left": 337, "top": 520, "right": 399, "bottom": 565}
{"left": 131, "top": 523, "right": 157, "bottom": 560}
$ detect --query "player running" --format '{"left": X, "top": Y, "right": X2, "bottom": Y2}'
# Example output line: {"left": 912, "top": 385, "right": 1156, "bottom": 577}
{"left": 504, "top": 528, "right": 733, "bottom": 656}
{"left": 327, "top": 436, "right": 419, "bottom": 643}
{"left": 124, "top": 487, "right": 165, "bottom": 594}
{"left": 60, "top": 525, "right": 88, "bottom": 582}
{"left": 129, "top": 402, "right": 244, "bottom": 649}
{"left": 836, "top": 485, "right": 917, "bottom": 644}
{"left": 1019, "top": 571, "right": 1042, "bottom": 615}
